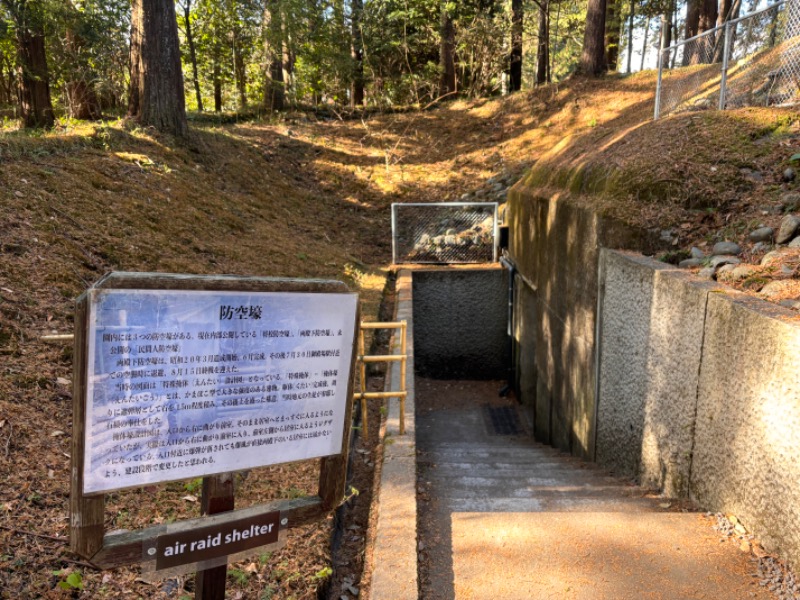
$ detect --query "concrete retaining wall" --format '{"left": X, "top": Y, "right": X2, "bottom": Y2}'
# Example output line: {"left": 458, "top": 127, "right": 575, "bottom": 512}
{"left": 507, "top": 183, "right": 659, "bottom": 460}
{"left": 596, "top": 249, "right": 800, "bottom": 566}
{"left": 412, "top": 268, "right": 508, "bottom": 380}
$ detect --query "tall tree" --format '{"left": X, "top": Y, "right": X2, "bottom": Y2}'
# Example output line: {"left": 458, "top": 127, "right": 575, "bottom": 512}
{"left": 178, "top": 0, "right": 203, "bottom": 111}
{"left": 605, "top": 0, "right": 621, "bottom": 71}
{"left": 351, "top": 0, "right": 364, "bottom": 106}
{"left": 536, "top": 0, "right": 550, "bottom": 85}
{"left": 128, "top": 0, "right": 141, "bottom": 115}
{"left": 581, "top": 0, "right": 607, "bottom": 75}
{"left": 625, "top": 0, "right": 635, "bottom": 73}
{"left": 659, "top": 4, "right": 672, "bottom": 52}
{"left": 439, "top": 0, "right": 456, "bottom": 95}
{"left": 263, "top": 0, "right": 283, "bottom": 110}
{"left": 698, "top": 0, "right": 717, "bottom": 33}
{"left": 129, "top": 0, "right": 187, "bottom": 136}
{"left": 1, "top": 0, "right": 55, "bottom": 127}
{"left": 509, "top": 0, "right": 523, "bottom": 91}
{"left": 682, "top": 0, "right": 701, "bottom": 64}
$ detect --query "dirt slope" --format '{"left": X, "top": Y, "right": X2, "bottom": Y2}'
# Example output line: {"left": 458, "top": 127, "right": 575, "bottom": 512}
{"left": 1, "top": 71, "right": 799, "bottom": 599}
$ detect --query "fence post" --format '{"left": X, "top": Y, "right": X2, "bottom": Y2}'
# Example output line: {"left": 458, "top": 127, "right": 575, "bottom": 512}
{"left": 719, "top": 22, "right": 733, "bottom": 110}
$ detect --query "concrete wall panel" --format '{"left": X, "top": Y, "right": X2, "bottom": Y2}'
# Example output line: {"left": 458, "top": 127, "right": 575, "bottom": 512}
{"left": 692, "top": 293, "right": 800, "bottom": 562}
{"left": 596, "top": 251, "right": 656, "bottom": 479}
{"left": 508, "top": 183, "right": 658, "bottom": 459}
{"left": 597, "top": 251, "right": 715, "bottom": 496}
{"left": 639, "top": 262, "right": 712, "bottom": 497}
{"left": 512, "top": 273, "right": 538, "bottom": 433}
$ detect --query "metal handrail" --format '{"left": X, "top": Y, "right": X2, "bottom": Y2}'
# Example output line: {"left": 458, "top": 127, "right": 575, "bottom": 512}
{"left": 353, "top": 320, "right": 408, "bottom": 437}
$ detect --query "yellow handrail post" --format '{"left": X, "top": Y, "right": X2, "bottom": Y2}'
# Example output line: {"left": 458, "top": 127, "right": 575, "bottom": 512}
{"left": 399, "top": 320, "right": 407, "bottom": 435}
{"left": 353, "top": 321, "right": 409, "bottom": 437}
{"left": 359, "top": 328, "right": 368, "bottom": 439}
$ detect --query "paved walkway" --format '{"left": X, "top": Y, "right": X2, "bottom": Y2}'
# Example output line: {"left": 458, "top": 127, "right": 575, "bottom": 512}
{"left": 416, "top": 379, "right": 770, "bottom": 600}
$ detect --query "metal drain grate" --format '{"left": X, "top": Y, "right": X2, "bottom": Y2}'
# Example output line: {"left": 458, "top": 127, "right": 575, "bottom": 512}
{"left": 483, "top": 405, "right": 523, "bottom": 436}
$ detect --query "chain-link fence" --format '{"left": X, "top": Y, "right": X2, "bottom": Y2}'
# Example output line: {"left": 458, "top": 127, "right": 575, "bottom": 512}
{"left": 655, "top": 0, "right": 800, "bottom": 118}
{"left": 391, "top": 202, "right": 498, "bottom": 264}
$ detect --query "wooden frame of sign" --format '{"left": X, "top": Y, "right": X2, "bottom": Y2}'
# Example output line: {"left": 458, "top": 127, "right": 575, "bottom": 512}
{"left": 70, "top": 272, "right": 359, "bottom": 579}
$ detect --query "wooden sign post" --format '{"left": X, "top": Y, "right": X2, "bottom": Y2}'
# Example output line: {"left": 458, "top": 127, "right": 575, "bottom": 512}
{"left": 69, "top": 272, "right": 360, "bottom": 597}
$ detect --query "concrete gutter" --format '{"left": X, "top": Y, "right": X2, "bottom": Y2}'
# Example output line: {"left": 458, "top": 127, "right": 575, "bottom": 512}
{"left": 367, "top": 270, "right": 418, "bottom": 599}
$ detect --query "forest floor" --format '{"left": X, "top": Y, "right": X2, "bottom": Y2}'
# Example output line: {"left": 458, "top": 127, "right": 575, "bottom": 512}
{"left": 1, "top": 70, "right": 799, "bottom": 599}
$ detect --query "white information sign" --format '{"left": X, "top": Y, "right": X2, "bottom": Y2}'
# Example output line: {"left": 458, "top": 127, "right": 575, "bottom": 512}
{"left": 83, "top": 289, "right": 358, "bottom": 494}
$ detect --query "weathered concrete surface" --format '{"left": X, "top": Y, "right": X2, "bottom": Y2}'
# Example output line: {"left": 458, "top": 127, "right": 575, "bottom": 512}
{"left": 412, "top": 268, "right": 508, "bottom": 379}
{"left": 368, "top": 271, "right": 418, "bottom": 600}
{"left": 692, "top": 291, "right": 800, "bottom": 565}
{"left": 507, "top": 184, "right": 660, "bottom": 460}
{"left": 512, "top": 273, "right": 537, "bottom": 432}
{"left": 595, "top": 250, "right": 800, "bottom": 565}
{"left": 416, "top": 378, "right": 771, "bottom": 600}
{"left": 596, "top": 251, "right": 717, "bottom": 497}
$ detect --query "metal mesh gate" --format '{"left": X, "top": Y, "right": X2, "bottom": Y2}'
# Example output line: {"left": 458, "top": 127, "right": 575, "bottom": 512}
{"left": 391, "top": 202, "right": 499, "bottom": 264}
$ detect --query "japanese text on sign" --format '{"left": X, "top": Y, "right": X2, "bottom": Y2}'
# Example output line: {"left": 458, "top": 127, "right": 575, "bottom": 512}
{"left": 83, "top": 289, "right": 358, "bottom": 494}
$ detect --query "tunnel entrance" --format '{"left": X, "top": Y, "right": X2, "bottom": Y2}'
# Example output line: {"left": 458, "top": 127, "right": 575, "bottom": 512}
{"left": 410, "top": 267, "right": 509, "bottom": 380}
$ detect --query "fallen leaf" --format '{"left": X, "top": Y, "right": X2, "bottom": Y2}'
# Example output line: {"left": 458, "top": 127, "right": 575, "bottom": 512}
{"left": 56, "top": 377, "right": 71, "bottom": 386}
{"left": 182, "top": 494, "right": 198, "bottom": 503}
{"left": 1, "top": 288, "right": 13, "bottom": 294}
{"left": 244, "top": 563, "right": 259, "bottom": 573}
{"left": 659, "top": 503, "right": 671, "bottom": 509}
{"left": 50, "top": 430, "right": 66, "bottom": 437}
{"left": 0, "top": 420, "right": 5, "bottom": 429}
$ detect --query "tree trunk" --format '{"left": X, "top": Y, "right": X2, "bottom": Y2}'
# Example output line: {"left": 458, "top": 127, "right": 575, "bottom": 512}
{"left": 536, "top": 0, "right": 550, "bottom": 85}
{"left": 670, "top": 0, "right": 679, "bottom": 67}
{"left": 683, "top": 0, "right": 701, "bottom": 64}
{"left": 640, "top": 16, "right": 650, "bottom": 71}
{"left": 213, "top": 58, "right": 222, "bottom": 112}
{"left": 0, "top": 49, "right": 14, "bottom": 105}
{"left": 283, "top": 23, "right": 295, "bottom": 97}
{"left": 233, "top": 34, "right": 247, "bottom": 109}
{"left": 685, "top": 0, "right": 701, "bottom": 39}
{"left": 581, "top": 0, "right": 607, "bottom": 75}
{"left": 605, "top": 0, "right": 620, "bottom": 71}
{"left": 128, "top": 0, "right": 142, "bottom": 117}
{"left": 134, "top": 0, "right": 187, "bottom": 136}
{"left": 351, "top": 0, "right": 364, "bottom": 107}
{"left": 17, "top": 29, "right": 54, "bottom": 128}
{"left": 509, "top": 0, "right": 523, "bottom": 91}
{"left": 660, "top": 11, "right": 672, "bottom": 51}
{"left": 264, "top": 0, "right": 284, "bottom": 110}
{"left": 439, "top": 1, "right": 456, "bottom": 95}
{"left": 699, "top": 0, "right": 718, "bottom": 33}
{"left": 182, "top": 0, "right": 203, "bottom": 112}
{"left": 625, "top": 0, "right": 635, "bottom": 73}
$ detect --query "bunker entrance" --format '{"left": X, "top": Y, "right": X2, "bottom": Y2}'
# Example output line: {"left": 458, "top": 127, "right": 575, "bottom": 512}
{"left": 411, "top": 267, "right": 510, "bottom": 381}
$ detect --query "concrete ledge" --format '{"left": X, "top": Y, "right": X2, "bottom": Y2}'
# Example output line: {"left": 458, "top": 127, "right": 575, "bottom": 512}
{"left": 368, "top": 270, "right": 418, "bottom": 599}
